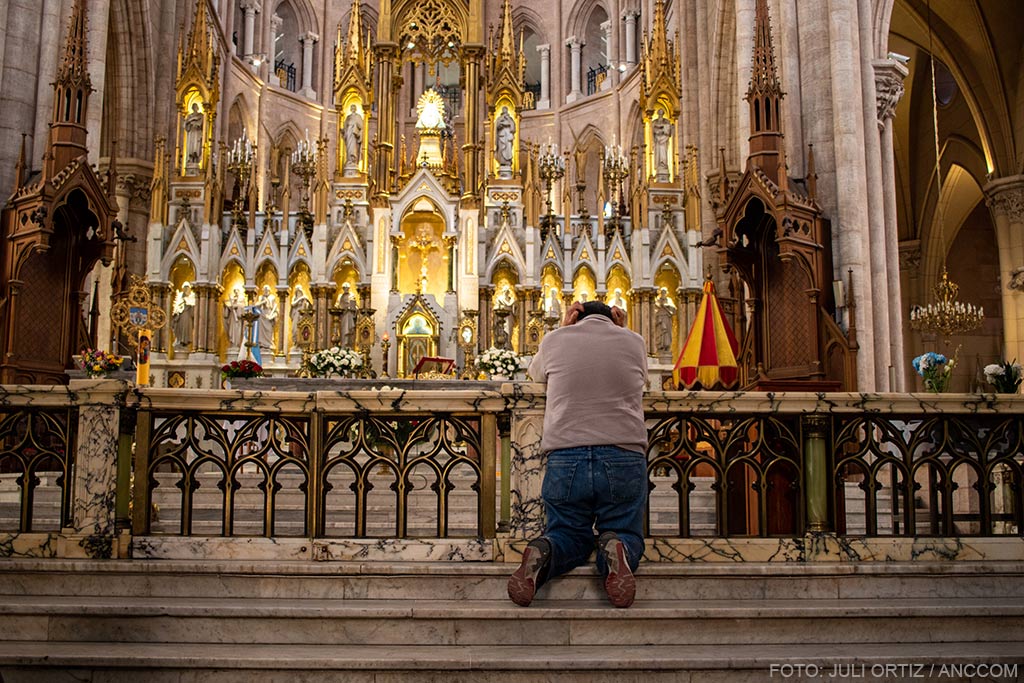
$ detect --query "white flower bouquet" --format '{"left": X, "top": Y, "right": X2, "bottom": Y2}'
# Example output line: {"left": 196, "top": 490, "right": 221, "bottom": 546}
{"left": 983, "top": 360, "right": 1022, "bottom": 394}
{"left": 476, "top": 347, "right": 521, "bottom": 378}
{"left": 309, "top": 346, "right": 364, "bottom": 377}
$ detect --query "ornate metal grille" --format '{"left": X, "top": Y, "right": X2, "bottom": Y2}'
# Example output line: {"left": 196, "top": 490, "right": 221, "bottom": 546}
{"left": 832, "top": 415, "right": 1024, "bottom": 536}
{"left": 646, "top": 413, "right": 804, "bottom": 537}
{"left": 0, "top": 408, "right": 75, "bottom": 532}
{"left": 134, "top": 408, "right": 494, "bottom": 539}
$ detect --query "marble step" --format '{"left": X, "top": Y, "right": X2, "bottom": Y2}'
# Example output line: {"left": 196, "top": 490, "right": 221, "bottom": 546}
{"left": 1, "top": 641, "right": 1021, "bottom": 682}
{"left": 1, "top": 594, "right": 1021, "bottom": 647}
{"left": 3, "top": 560, "right": 1023, "bottom": 602}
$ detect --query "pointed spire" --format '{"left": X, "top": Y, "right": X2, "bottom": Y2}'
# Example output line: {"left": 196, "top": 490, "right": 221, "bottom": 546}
{"left": 13, "top": 134, "right": 27, "bottom": 190}
{"left": 806, "top": 144, "right": 817, "bottom": 200}
{"left": 346, "top": 0, "right": 364, "bottom": 68}
{"left": 748, "top": 0, "right": 782, "bottom": 99}
{"left": 57, "top": 0, "right": 92, "bottom": 93}
{"left": 499, "top": 0, "right": 515, "bottom": 60}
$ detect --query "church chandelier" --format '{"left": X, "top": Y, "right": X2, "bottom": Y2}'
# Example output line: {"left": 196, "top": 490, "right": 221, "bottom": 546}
{"left": 909, "top": 0, "right": 983, "bottom": 340}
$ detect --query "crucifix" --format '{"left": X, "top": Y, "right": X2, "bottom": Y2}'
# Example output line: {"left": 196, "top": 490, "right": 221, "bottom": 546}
{"left": 408, "top": 223, "right": 440, "bottom": 294}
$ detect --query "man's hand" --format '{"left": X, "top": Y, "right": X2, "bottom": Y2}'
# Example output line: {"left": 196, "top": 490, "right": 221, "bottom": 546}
{"left": 562, "top": 301, "right": 584, "bottom": 327}
{"left": 610, "top": 306, "right": 627, "bottom": 328}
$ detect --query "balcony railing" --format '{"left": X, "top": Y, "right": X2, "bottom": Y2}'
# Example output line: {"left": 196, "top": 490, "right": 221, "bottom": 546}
{"left": 1, "top": 382, "right": 1022, "bottom": 560}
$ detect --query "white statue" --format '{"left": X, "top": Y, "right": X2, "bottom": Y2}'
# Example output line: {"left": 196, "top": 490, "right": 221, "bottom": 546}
{"left": 172, "top": 281, "right": 197, "bottom": 349}
{"left": 495, "top": 106, "right": 516, "bottom": 174}
{"left": 654, "top": 286, "right": 677, "bottom": 354}
{"left": 545, "top": 287, "right": 562, "bottom": 319}
{"left": 343, "top": 105, "right": 363, "bottom": 176}
{"left": 183, "top": 103, "right": 204, "bottom": 172}
{"left": 255, "top": 284, "right": 279, "bottom": 353}
{"left": 223, "top": 288, "right": 246, "bottom": 350}
{"left": 651, "top": 109, "right": 672, "bottom": 182}
{"left": 609, "top": 287, "right": 627, "bottom": 311}
{"left": 290, "top": 285, "right": 313, "bottom": 347}
{"left": 337, "top": 282, "right": 357, "bottom": 348}
{"left": 495, "top": 283, "right": 515, "bottom": 309}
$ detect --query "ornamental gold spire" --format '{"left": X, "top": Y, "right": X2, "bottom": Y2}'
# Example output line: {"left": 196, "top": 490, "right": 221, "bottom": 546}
{"left": 174, "top": 0, "right": 220, "bottom": 178}
{"left": 335, "top": 0, "right": 373, "bottom": 179}
{"left": 639, "top": 0, "right": 680, "bottom": 119}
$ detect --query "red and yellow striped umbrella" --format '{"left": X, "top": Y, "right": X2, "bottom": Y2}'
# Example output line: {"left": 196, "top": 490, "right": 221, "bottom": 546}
{"left": 673, "top": 278, "right": 739, "bottom": 389}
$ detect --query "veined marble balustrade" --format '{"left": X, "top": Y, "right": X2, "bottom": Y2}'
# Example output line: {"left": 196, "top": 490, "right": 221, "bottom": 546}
{"left": 1, "top": 379, "right": 1022, "bottom": 562}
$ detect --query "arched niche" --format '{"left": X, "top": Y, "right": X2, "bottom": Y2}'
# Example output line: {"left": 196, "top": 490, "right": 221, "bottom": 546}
{"left": 397, "top": 302, "right": 440, "bottom": 377}
{"left": 572, "top": 264, "right": 597, "bottom": 303}
{"left": 398, "top": 198, "right": 448, "bottom": 300}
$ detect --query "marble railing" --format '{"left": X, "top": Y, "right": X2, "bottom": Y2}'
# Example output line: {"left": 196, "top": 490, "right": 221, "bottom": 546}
{"left": 1, "top": 380, "right": 1023, "bottom": 561}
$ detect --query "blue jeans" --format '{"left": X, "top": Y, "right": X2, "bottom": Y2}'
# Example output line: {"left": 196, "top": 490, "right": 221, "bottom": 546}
{"left": 540, "top": 445, "right": 647, "bottom": 580}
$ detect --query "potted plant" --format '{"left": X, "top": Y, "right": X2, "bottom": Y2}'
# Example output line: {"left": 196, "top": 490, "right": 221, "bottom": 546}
{"left": 983, "top": 360, "right": 1023, "bottom": 394}
{"left": 220, "top": 359, "right": 264, "bottom": 388}
{"left": 476, "top": 347, "right": 521, "bottom": 380}
{"left": 77, "top": 348, "right": 125, "bottom": 378}
{"left": 309, "top": 346, "right": 364, "bottom": 378}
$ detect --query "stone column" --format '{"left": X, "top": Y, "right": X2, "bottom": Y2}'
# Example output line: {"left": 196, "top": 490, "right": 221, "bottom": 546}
{"left": 875, "top": 59, "right": 909, "bottom": 390}
{"left": 269, "top": 14, "right": 283, "bottom": 86}
{"left": 622, "top": 11, "right": 639, "bottom": 66}
{"left": 240, "top": 0, "right": 261, "bottom": 57}
{"left": 536, "top": 44, "right": 551, "bottom": 110}
{"left": 412, "top": 63, "right": 425, "bottom": 116}
{"left": 63, "top": 380, "right": 129, "bottom": 558}
{"left": 298, "top": 32, "right": 319, "bottom": 99}
{"left": 566, "top": 38, "right": 584, "bottom": 104}
{"left": 985, "top": 177, "right": 1024, "bottom": 364}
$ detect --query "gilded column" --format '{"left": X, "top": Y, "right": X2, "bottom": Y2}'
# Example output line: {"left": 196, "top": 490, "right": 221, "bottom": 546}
{"left": 312, "top": 285, "right": 331, "bottom": 350}
{"left": 372, "top": 44, "right": 398, "bottom": 202}
{"left": 275, "top": 288, "right": 288, "bottom": 357}
{"left": 462, "top": 45, "right": 484, "bottom": 203}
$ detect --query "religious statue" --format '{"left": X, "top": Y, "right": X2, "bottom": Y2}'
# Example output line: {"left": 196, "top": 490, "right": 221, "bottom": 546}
{"left": 255, "top": 284, "right": 279, "bottom": 353}
{"left": 651, "top": 109, "right": 672, "bottom": 182}
{"left": 495, "top": 106, "right": 516, "bottom": 177}
{"left": 337, "top": 282, "right": 357, "bottom": 349}
{"left": 171, "top": 281, "right": 197, "bottom": 349}
{"left": 495, "top": 283, "right": 515, "bottom": 310}
{"left": 343, "top": 104, "right": 363, "bottom": 176}
{"left": 545, "top": 287, "right": 562, "bottom": 320}
{"left": 654, "top": 286, "right": 677, "bottom": 354}
{"left": 290, "top": 285, "right": 313, "bottom": 347}
{"left": 183, "top": 103, "right": 204, "bottom": 173}
{"left": 223, "top": 288, "right": 246, "bottom": 351}
{"left": 609, "top": 287, "right": 627, "bottom": 311}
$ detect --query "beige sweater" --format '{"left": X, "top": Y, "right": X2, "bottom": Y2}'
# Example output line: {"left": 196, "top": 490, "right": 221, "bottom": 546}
{"left": 528, "top": 315, "right": 649, "bottom": 454}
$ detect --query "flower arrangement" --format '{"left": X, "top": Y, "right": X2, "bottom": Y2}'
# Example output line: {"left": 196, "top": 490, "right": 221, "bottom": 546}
{"left": 309, "top": 346, "right": 364, "bottom": 377}
{"left": 220, "top": 359, "right": 264, "bottom": 379}
{"left": 476, "top": 347, "right": 521, "bottom": 378}
{"left": 983, "top": 360, "right": 1022, "bottom": 394}
{"left": 912, "top": 351, "right": 955, "bottom": 393}
{"left": 78, "top": 349, "right": 124, "bottom": 378}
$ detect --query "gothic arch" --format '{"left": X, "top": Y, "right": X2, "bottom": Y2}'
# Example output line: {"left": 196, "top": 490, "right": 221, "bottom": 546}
{"left": 565, "top": 0, "right": 608, "bottom": 43}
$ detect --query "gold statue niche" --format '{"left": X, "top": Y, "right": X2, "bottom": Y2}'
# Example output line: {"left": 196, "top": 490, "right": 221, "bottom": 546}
{"left": 397, "top": 199, "right": 447, "bottom": 300}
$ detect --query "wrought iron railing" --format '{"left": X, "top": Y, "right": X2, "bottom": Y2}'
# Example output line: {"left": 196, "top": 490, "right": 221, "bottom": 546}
{"left": 586, "top": 64, "right": 609, "bottom": 95}
{"left": 1, "top": 385, "right": 1021, "bottom": 548}
{"left": 0, "top": 405, "right": 75, "bottom": 533}
{"left": 275, "top": 59, "right": 297, "bottom": 92}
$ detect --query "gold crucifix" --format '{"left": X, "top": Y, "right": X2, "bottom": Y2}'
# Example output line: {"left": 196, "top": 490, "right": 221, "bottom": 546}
{"left": 408, "top": 223, "right": 440, "bottom": 294}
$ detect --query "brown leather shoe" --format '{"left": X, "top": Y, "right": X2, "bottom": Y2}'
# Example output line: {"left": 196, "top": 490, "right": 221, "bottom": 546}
{"left": 507, "top": 539, "right": 551, "bottom": 607}
{"left": 598, "top": 532, "right": 636, "bottom": 608}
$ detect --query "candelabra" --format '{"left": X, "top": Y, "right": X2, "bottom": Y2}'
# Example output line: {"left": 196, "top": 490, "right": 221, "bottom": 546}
{"left": 538, "top": 143, "right": 566, "bottom": 241}
{"left": 240, "top": 308, "right": 260, "bottom": 361}
{"left": 910, "top": 268, "right": 984, "bottom": 340}
{"left": 227, "top": 133, "right": 255, "bottom": 230}
{"left": 602, "top": 142, "right": 629, "bottom": 239}
{"left": 291, "top": 130, "right": 318, "bottom": 239}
